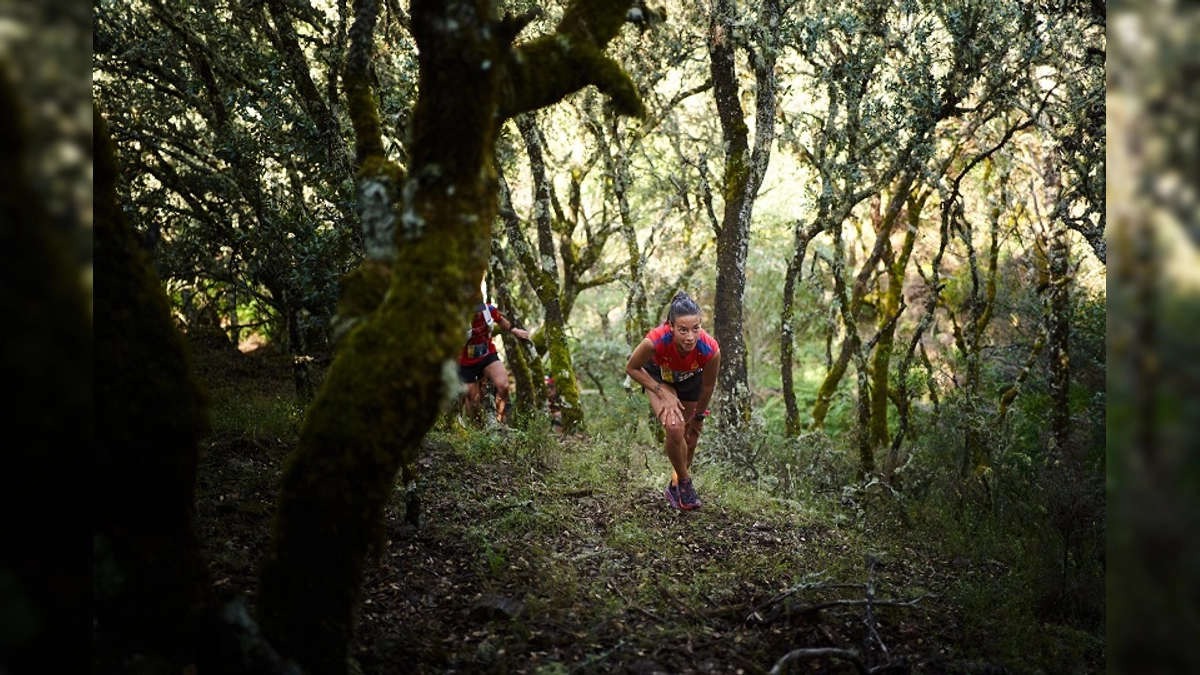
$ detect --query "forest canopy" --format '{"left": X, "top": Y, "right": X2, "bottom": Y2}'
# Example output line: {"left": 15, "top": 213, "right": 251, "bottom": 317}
{"left": 92, "top": 0, "right": 1106, "bottom": 451}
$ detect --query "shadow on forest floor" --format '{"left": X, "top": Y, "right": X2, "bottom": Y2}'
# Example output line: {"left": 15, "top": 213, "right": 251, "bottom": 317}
{"left": 191, "top": 337, "right": 1102, "bottom": 675}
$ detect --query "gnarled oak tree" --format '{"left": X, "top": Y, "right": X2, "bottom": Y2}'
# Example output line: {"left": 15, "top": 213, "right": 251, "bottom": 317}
{"left": 253, "top": 1, "right": 647, "bottom": 672}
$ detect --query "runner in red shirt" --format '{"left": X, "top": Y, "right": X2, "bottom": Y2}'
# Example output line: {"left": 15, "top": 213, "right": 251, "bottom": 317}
{"left": 624, "top": 291, "right": 721, "bottom": 510}
{"left": 458, "top": 302, "right": 529, "bottom": 425}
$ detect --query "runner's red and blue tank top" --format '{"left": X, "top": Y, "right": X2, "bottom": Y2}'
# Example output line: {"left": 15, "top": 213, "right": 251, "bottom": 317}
{"left": 459, "top": 304, "right": 503, "bottom": 366}
{"left": 642, "top": 322, "right": 719, "bottom": 385}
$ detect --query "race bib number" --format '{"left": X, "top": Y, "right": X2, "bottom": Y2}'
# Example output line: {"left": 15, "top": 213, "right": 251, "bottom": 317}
{"left": 662, "top": 369, "right": 696, "bottom": 383}
{"left": 467, "top": 343, "right": 490, "bottom": 359}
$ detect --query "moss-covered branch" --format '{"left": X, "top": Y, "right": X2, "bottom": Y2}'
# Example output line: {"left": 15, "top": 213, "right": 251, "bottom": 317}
{"left": 868, "top": 189, "right": 925, "bottom": 450}
{"left": 500, "top": 0, "right": 644, "bottom": 120}
{"left": 345, "top": 0, "right": 385, "bottom": 167}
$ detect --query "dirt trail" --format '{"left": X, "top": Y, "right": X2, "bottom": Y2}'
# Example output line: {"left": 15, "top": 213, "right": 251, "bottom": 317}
{"left": 192, "top": 342, "right": 981, "bottom": 674}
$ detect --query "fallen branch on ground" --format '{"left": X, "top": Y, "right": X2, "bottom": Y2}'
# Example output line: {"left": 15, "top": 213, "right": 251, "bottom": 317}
{"left": 763, "top": 556, "right": 930, "bottom": 673}
{"left": 769, "top": 647, "right": 869, "bottom": 675}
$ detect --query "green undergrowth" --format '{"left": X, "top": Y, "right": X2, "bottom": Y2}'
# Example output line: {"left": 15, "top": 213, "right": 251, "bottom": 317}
{"left": 399, "top": 395, "right": 1101, "bottom": 673}
{"left": 194, "top": 348, "right": 1104, "bottom": 673}
{"left": 393, "top": 400, "right": 952, "bottom": 673}
{"left": 191, "top": 342, "right": 306, "bottom": 439}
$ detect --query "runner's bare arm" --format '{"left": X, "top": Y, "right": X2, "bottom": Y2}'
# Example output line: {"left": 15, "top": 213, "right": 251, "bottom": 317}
{"left": 625, "top": 339, "right": 684, "bottom": 422}
{"left": 624, "top": 339, "right": 658, "bottom": 392}
{"left": 497, "top": 314, "right": 530, "bottom": 341}
{"left": 694, "top": 349, "right": 720, "bottom": 419}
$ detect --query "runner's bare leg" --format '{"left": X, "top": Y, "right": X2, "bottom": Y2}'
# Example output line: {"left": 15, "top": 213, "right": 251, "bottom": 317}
{"left": 483, "top": 359, "right": 511, "bottom": 424}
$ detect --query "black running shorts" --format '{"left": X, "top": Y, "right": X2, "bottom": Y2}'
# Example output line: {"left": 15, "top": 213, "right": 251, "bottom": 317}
{"left": 645, "top": 363, "right": 704, "bottom": 402}
{"left": 458, "top": 352, "right": 500, "bottom": 384}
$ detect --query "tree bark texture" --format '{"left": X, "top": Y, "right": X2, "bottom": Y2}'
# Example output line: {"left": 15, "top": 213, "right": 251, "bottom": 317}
{"left": 497, "top": 172, "right": 553, "bottom": 420}
{"left": 1046, "top": 222, "right": 1072, "bottom": 456}
{"left": 951, "top": 191, "right": 1001, "bottom": 481}
{"left": 93, "top": 106, "right": 214, "bottom": 668}
{"left": 708, "top": 0, "right": 779, "bottom": 434}
{"left": 868, "top": 196, "right": 920, "bottom": 450}
{"left": 1, "top": 65, "right": 93, "bottom": 674}
{"left": 515, "top": 113, "right": 585, "bottom": 432}
{"left": 781, "top": 222, "right": 819, "bottom": 436}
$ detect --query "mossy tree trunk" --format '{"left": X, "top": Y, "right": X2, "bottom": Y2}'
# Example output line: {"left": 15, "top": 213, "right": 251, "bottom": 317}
{"left": 489, "top": 234, "right": 542, "bottom": 420}
{"left": 868, "top": 192, "right": 921, "bottom": 450}
{"left": 885, "top": 194, "right": 954, "bottom": 477}
{"left": 503, "top": 327, "right": 548, "bottom": 423}
{"left": 797, "top": 0, "right": 1024, "bottom": 438}
{"left": 825, "top": 171, "right": 921, "bottom": 474}
{"left": 824, "top": 217, "right": 871, "bottom": 471}
{"left": 92, "top": 106, "right": 214, "bottom": 670}
{"left": 780, "top": 220, "right": 822, "bottom": 437}
{"left": 2, "top": 65, "right": 93, "bottom": 674}
{"left": 777, "top": 0, "right": 895, "bottom": 437}
{"left": 708, "top": 0, "right": 780, "bottom": 438}
{"left": 1042, "top": 155, "right": 1073, "bottom": 458}
{"left": 947, "top": 175, "right": 1001, "bottom": 482}
{"left": 496, "top": 169, "right": 558, "bottom": 424}
{"left": 1045, "top": 223, "right": 1072, "bottom": 454}
{"left": 513, "top": 113, "right": 585, "bottom": 432}
{"left": 914, "top": 111, "right": 1042, "bottom": 484}
{"left": 809, "top": 169, "right": 918, "bottom": 432}
{"left": 254, "top": 1, "right": 645, "bottom": 671}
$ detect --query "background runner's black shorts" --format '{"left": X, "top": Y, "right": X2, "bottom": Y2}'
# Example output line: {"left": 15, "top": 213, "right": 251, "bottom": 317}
{"left": 645, "top": 364, "right": 703, "bottom": 402}
{"left": 458, "top": 352, "right": 500, "bottom": 384}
